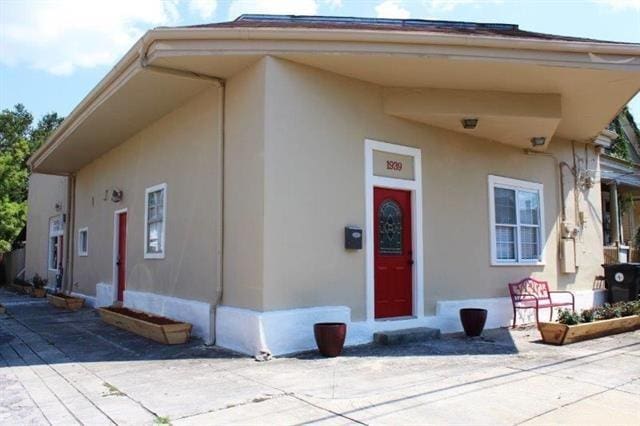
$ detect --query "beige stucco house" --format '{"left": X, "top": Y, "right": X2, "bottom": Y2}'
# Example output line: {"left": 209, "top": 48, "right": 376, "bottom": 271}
{"left": 26, "top": 15, "right": 640, "bottom": 356}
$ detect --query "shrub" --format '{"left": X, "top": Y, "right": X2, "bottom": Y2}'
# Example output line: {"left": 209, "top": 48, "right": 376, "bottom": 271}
{"left": 558, "top": 309, "right": 580, "bottom": 325}
{"left": 557, "top": 299, "right": 640, "bottom": 324}
{"left": 32, "top": 273, "right": 48, "bottom": 289}
{"left": 580, "top": 308, "right": 594, "bottom": 323}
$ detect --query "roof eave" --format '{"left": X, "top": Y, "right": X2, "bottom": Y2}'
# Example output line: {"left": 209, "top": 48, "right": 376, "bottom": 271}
{"left": 29, "top": 25, "right": 640, "bottom": 173}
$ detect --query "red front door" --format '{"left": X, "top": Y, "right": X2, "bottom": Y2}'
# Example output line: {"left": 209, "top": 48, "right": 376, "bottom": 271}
{"left": 374, "top": 187, "right": 413, "bottom": 318}
{"left": 116, "top": 212, "right": 127, "bottom": 302}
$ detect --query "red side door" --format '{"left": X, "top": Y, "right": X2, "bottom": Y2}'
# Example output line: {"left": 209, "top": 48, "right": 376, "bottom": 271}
{"left": 374, "top": 187, "right": 413, "bottom": 318}
{"left": 117, "top": 212, "right": 127, "bottom": 302}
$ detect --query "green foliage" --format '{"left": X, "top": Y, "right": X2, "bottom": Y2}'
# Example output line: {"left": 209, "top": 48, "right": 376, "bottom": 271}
{"left": 635, "top": 226, "right": 640, "bottom": 248}
{"left": 559, "top": 300, "right": 640, "bottom": 324}
{"left": 0, "top": 104, "right": 63, "bottom": 253}
{"left": 580, "top": 308, "right": 594, "bottom": 323}
{"left": 607, "top": 107, "right": 633, "bottom": 162}
{"left": 32, "top": 273, "right": 48, "bottom": 289}
{"left": 557, "top": 309, "right": 580, "bottom": 325}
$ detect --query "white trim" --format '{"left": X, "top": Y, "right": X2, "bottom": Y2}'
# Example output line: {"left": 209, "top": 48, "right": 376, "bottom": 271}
{"left": 216, "top": 289, "right": 606, "bottom": 356}
{"left": 144, "top": 182, "right": 167, "bottom": 259}
{"left": 47, "top": 214, "right": 64, "bottom": 272}
{"left": 365, "top": 139, "right": 424, "bottom": 322}
{"left": 77, "top": 227, "right": 88, "bottom": 256}
{"left": 112, "top": 208, "right": 127, "bottom": 303}
{"left": 123, "top": 290, "right": 211, "bottom": 341}
{"left": 488, "top": 175, "right": 546, "bottom": 266}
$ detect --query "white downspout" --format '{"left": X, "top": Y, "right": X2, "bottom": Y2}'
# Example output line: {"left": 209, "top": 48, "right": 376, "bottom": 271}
{"left": 139, "top": 49, "right": 226, "bottom": 345}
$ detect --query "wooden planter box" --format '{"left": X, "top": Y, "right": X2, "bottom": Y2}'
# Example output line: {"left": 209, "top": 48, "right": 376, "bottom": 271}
{"left": 98, "top": 307, "right": 192, "bottom": 345}
{"left": 10, "top": 283, "right": 32, "bottom": 295}
{"left": 47, "top": 294, "right": 85, "bottom": 311}
{"left": 32, "top": 288, "right": 46, "bottom": 298}
{"left": 539, "top": 315, "right": 640, "bottom": 345}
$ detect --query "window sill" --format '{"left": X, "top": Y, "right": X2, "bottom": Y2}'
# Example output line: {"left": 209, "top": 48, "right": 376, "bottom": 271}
{"left": 78, "top": 253, "right": 88, "bottom": 257}
{"left": 144, "top": 252, "right": 165, "bottom": 260}
{"left": 491, "top": 261, "right": 545, "bottom": 267}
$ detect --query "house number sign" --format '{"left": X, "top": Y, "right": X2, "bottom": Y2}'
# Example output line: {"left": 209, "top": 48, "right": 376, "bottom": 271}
{"left": 373, "top": 150, "right": 414, "bottom": 180}
{"left": 386, "top": 160, "right": 403, "bottom": 171}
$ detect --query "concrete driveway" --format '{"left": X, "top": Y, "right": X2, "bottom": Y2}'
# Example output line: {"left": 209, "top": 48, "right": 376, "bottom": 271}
{"left": 1, "top": 288, "right": 639, "bottom": 425}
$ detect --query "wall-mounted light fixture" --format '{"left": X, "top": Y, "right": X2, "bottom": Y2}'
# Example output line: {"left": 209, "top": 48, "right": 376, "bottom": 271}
{"left": 54, "top": 202, "right": 62, "bottom": 212}
{"left": 530, "top": 137, "right": 546, "bottom": 147}
{"left": 461, "top": 118, "right": 478, "bottom": 130}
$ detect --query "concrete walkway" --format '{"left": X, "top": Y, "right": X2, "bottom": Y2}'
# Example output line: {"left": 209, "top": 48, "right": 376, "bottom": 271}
{"left": 1, "top": 288, "right": 638, "bottom": 425}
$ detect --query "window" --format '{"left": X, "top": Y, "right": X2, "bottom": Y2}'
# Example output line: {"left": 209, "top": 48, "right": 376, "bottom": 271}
{"left": 48, "top": 215, "right": 64, "bottom": 271}
{"left": 378, "top": 199, "right": 403, "bottom": 255}
{"left": 78, "top": 227, "right": 88, "bottom": 256}
{"left": 489, "top": 175, "right": 544, "bottom": 265}
{"left": 144, "top": 183, "right": 166, "bottom": 259}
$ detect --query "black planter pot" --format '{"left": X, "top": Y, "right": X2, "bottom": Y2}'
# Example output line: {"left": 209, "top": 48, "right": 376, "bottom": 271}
{"left": 459, "top": 308, "right": 488, "bottom": 337}
{"left": 313, "top": 322, "right": 347, "bottom": 357}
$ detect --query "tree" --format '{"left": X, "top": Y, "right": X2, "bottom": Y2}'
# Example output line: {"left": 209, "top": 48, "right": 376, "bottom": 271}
{"left": 0, "top": 105, "right": 63, "bottom": 252}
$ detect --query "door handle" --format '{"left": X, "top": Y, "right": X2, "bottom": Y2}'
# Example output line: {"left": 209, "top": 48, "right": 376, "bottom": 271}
{"left": 408, "top": 259, "right": 414, "bottom": 266}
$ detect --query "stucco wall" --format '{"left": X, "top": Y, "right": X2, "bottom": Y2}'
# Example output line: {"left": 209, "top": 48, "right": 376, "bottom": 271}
{"left": 261, "top": 57, "right": 604, "bottom": 319}
{"left": 222, "top": 59, "right": 267, "bottom": 311}
{"left": 25, "top": 173, "right": 68, "bottom": 284}
{"left": 72, "top": 87, "right": 222, "bottom": 302}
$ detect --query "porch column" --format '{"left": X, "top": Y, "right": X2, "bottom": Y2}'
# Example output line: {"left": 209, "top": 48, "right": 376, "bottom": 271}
{"left": 609, "top": 181, "right": 620, "bottom": 245}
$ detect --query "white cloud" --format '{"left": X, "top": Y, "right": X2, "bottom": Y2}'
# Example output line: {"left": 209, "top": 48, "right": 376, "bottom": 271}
{"left": 375, "top": 0, "right": 411, "bottom": 19}
{"left": 189, "top": 0, "right": 218, "bottom": 19}
{"left": 324, "top": 0, "right": 343, "bottom": 8}
{"left": 227, "top": 0, "right": 318, "bottom": 20}
{"left": 0, "top": 0, "right": 179, "bottom": 76}
{"left": 592, "top": 0, "right": 640, "bottom": 10}
{"left": 423, "top": 0, "right": 502, "bottom": 14}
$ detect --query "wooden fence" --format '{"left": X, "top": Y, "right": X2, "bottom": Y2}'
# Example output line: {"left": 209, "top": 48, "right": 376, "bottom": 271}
{"left": 1, "top": 248, "right": 25, "bottom": 285}
{"left": 603, "top": 246, "right": 619, "bottom": 264}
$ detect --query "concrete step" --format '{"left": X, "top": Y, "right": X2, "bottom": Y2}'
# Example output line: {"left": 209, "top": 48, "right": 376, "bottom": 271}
{"left": 373, "top": 327, "right": 441, "bottom": 345}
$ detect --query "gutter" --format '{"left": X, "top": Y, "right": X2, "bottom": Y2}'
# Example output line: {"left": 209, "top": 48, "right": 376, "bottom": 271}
{"left": 147, "top": 27, "right": 640, "bottom": 56}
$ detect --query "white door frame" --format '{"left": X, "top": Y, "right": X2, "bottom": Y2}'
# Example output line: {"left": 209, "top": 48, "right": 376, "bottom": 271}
{"left": 364, "top": 139, "right": 424, "bottom": 322}
{"left": 112, "top": 208, "right": 128, "bottom": 303}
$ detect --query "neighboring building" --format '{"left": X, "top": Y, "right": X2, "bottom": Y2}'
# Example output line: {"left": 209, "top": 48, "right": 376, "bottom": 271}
{"left": 25, "top": 173, "right": 68, "bottom": 288}
{"left": 26, "top": 15, "right": 640, "bottom": 356}
{"left": 601, "top": 108, "right": 640, "bottom": 263}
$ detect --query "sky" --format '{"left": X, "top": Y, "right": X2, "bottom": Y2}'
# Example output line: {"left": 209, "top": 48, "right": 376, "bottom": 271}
{"left": 1, "top": 0, "right": 639, "bottom": 121}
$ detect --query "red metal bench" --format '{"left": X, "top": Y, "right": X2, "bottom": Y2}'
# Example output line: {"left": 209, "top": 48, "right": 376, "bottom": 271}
{"left": 508, "top": 278, "right": 575, "bottom": 327}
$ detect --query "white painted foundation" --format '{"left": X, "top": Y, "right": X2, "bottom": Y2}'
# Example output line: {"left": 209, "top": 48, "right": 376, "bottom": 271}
{"left": 123, "top": 290, "right": 211, "bottom": 341}
{"left": 215, "top": 289, "right": 607, "bottom": 356}
{"left": 95, "top": 282, "right": 114, "bottom": 307}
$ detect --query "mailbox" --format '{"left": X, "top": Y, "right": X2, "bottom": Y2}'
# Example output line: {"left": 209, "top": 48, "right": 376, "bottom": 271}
{"left": 345, "top": 226, "right": 363, "bottom": 250}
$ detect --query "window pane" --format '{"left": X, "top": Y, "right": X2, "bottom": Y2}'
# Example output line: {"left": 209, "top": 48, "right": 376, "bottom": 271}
{"left": 50, "top": 237, "right": 57, "bottom": 268}
{"left": 518, "top": 191, "right": 539, "bottom": 225}
{"left": 494, "top": 188, "right": 516, "bottom": 224}
{"left": 82, "top": 232, "right": 87, "bottom": 252}
{"left": 156, "top": 189, "right": 164, "bottom": 210}
{"left": 496, "top": 226, "right": 516, "bottom": 260}
{"left": 520, "top": 226, "right": 539, "bottom": 260}
{"left": 378, "top": 199, "right": 402, "bottom": 255}
{"left": 147, "top": 221, "right": 162, "bottom": 253}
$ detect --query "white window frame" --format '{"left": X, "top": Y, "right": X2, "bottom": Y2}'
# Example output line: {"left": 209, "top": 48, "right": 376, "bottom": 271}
{"left": 488, "top": 175, "right": 545, "bottom": 266}
{"left": 144, "top": 183, "right": 167, "bottom": 259}
{"left": 48, "top": 215, "right": 64, "bottom": 272}
{"left": 77, "top": 227, "right": 89, "bottom": 257}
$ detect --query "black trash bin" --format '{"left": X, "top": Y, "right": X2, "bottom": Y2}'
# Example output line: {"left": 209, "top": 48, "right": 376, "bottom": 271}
{"left": 603, "top": 263, "right": 640, "bottom": 303}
